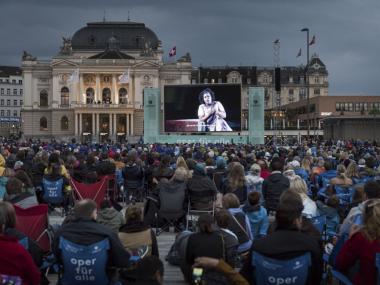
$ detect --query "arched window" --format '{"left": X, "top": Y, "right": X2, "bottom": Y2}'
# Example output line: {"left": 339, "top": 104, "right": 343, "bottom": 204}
{"left": 40, "top": 90, "right": 48, "bottom": 107}
{"left": 86, "top": 88, "right": 95, "bottom": 104}
{"left": 61, "top": 116, "right": 69, "bottom": 130}
{"left": 119, "top": 88, "right": 128, "bottom": 104}
{"left": 61, "top": 87, "right": 69, "bottom": 106}
{"left": 40, "top": 117, "right": 47, "bottom": 131}
{"left": 102, "top": 88, "right": 111, "bottom": 104}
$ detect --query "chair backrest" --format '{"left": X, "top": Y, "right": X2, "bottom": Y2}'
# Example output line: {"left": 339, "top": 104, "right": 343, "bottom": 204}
{"left": 129, "top": 245, "right": 149, "bottom": 264}
{"left": 251, "top": 252, "right": 311, "bottom": 285}
{"left": 252, "top": 252, "right": 311, "bottom": 285}
{"left": 376, "top": 253, "right": 380, "bottom": 285}
{"left": 59, "top": 237, "right": 110, "bottom": 285}
{"left": 71, "top": 176, "right": 108, "bottom": 208}
{"left": 159, "top": 182, "right": 186, "bottom": 216}
{"left": 14, "top": 204, "right": 50, "bottom": 253}
{"left": 42, "top": 178, "right": 64, "bottom": 204}
{"left": 310, "top": 215, "right": 327, "bottom": 234}
{"left": 0, "top": 274, "right": 22, "bottom": 285}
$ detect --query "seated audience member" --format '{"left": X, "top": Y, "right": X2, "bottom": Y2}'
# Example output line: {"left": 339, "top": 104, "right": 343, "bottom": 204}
{"left": 4, "top": 177, "right": 38, "bottom": 209}
{"left": 340, "top": 181, "right": 380, "bottom": 235}
{"left": 215, "top": 209, "right": 239, "bottom": 267}
{"left": 2, "top": 201, "right": 43, "bottom": 267}
{"left": 53, "top": 199, "right": 130, "bottom": 272}
{"left": 262, "top": 158, "right": 290, "bottom": 213}
{"left": 316, "top": 195, "right": 340, "bottom": 239}
{"left": 205, "top": 157, "right": 216, "bottom": 180}
{"left": 330, "top": 164, "right": 353, "bottom": 187}
{"left": 97, "top": 200, "right": 124, "bottom": 233}
{"left": 289, "top": 175, "right": 318, "bottom": 218}
{"left": 221, "top": 162, "right": 248, "bottom": 204}
{"left": 185, "top": 214, "right": 226, "bottom": 282}
{"left": 15, "top": 170, "right": 35, "bottom": 195}
{"left": 240, "top": 190, "right": 322, "bottom": 285}
{"left": 119, "top": 205, "right": 159, "bottom": 257}
{"left": 223, "top": 193, "right": 253, "bottom": 254}
{"left": 213, "top": 156, "right": 228, "bottom": 192}
{"left": 96, "top": 152, "right": 116, "bottom": 176}
{"left": 175, "top": 156, "right": 191, "bottom": 179}
{"left": 44, "top": 152, "right": 70, "bottom": 180}
{"left": 242, "top": 191, "right": 269, "bottom": 239}
{"left": 359, "top": 156, "right": 378, "bottom": 178}
{"left": 336, "top": 199, "right": 380, "bottom": 284}
{"left": 152, "top": 154, "right": 174, "bottom": 184}
{"left": 317, "top": 160, "right": 337, "bottom": 188}
{"left": 123, "top": 151, "right": 144, "bottom": 191}
{"left": 0, "top": 201, "right": 41, "bottom": 285}
{"left": 187, "top": 163, "right": 217, "bottom": 210}
{"left": 245, "top": 163, "right": 264, "bottom": 196}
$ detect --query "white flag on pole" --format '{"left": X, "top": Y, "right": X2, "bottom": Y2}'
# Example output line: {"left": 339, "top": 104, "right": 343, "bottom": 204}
{"left": 118, "top": 69, "right": 129, "bottom": 84}
{"left": 68, "top": 68, "right": 79, "bottom": 84}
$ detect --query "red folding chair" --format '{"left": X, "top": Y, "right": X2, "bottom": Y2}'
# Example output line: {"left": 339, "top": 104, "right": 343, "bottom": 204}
{"left": 14, "top": 204, "right": 51, "bottom": 253}
{"left": 71, "top": 176, "right": 108, "bottom": 207}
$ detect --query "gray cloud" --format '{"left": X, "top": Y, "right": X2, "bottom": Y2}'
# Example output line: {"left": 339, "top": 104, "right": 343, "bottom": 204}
{"left": 0, "top": 0, "right": 379, "bottom": 94}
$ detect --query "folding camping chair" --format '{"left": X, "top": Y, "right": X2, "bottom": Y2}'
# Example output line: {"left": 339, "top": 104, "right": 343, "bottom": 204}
{"left": 14, "top": 204, "right": 51, "bottom": 253}
{"left": 71, "top": 176, "right": 108, "bottom": 207}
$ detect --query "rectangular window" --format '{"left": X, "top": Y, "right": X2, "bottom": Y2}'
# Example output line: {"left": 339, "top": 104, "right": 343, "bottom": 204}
{"left": 354, "top": 103, "right": 360, "bottom": 112}
{"left": 6, "top": 110, "right": 10, "bottom": 116}
{"left": 0, "top": 110, "right": 3, "bottom": 116}
{"left": 289, "top": 89, "right": 294, "bottom": 95}
{"left": 6, "top": 89, "right": 10, "bottom": 95}
{"left": 20, "top": 89, "right": 23, "bottom": 95}
{"left": 7, "top": 100, "right": 10, "bottom": 106}
{"left": 0, "top": 100, "right": 3, "bottom": 106}
{"left": 218, "top": 78, "right": 223, "bottom": 83}
{"left": 314, "top": 89, "right": 320, "bottom": 95}
{"left": 191, "top": 79, "right": 196, "bottom": 84}
{"left": 13, "top": 89, "right": 17, "bottom": 95}
{"left": 13, "top": 110, "right": 17, "bottom": 117}
{"left": 14, "top": 100, "right": 17, "bottom": 106}
{"left": 247, "top": 78, "right": 251, "bottom": 84}
{"left": 20, "top": 100, "right": 23, "bottom": 106}
{"left": 203, "top": 78, "right": 208, "bottom": 83}
{"left": 348, "top": 103, "right": 353, "bottom": 111}
{"left": 289, "top": 76, "right": 293, "bottom": 83}
{"left": 19, "top": 80, "right": 22, "bottom": 84}
{"left": 0, "top": 89, "right": 3, "bottom": 95}
{"left": 314, "top": 77, "right": 319, "bottom": 84}
{"left": 363, "top": 103, "right": 368, "bottom": 111}
{"left": 12, "top": 79, "right": 16, "bottom": 84}
{"left": 336, "top": 102, "right": 341, "bottom": 111}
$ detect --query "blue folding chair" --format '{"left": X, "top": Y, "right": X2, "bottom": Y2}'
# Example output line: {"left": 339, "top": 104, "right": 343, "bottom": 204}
{"left": 331, "top": 269, "right": 353, "bottom": 285}
{"left": 252, "top": 252, "right": 311, "bottom": 285}
{"left": 310, "top": 215, "right": 327, "bottom": 240}
{"left": 59, "top": 237, "right": 111, "bottom": 285}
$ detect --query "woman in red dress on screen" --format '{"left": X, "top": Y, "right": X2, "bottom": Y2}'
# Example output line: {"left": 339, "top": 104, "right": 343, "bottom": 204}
{"left": 197, "top": 88, "right": 232, "bottom": 132}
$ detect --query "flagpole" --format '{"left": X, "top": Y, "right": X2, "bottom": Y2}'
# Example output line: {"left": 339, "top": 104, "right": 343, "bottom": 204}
{"left": 301, "top": 28, "right": 310, "bottom": 140}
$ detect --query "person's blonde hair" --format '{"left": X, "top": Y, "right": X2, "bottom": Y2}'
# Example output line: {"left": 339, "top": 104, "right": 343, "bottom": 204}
{"left": 289, "top": 175, "right": 308, "bottom": 197}
{"left": 345, "top": 161, "right": 359, "bottom": 179}
{"left": 301, "top": 158, "right": 311, "bottom": 172}
{"left": 362, "top": 199, "right": 380, "bottom": 241}
{"left": 172, "top": 166, "right": 188, "bottom": 182}
{"left": 336, "top": 164, "right": 347, "bottom": 179}
{"left": 227, "top": 162, "right": 245, "bottom": 189}
{"left": 176, "top": 156, "right": 189, "bottom": 171}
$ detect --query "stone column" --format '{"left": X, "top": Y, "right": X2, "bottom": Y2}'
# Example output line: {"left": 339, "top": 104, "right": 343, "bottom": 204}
{"left": 130, "top": 113, "right": 134, "bottom": 135}
{"left": 79, "top": 113, "right": 82, "bottom": 136}
{"left": 74, "top": 113, "right": 78, "bottom": 136}
{"left": 79, "top": 74, "right": 84, "bottom": 104}
{"left": 92, "top": 113, "right": 95, "bottom": 135}
{"left": 126, "top": 113, "right": 130, "bottom": 135}
{"left": 109, "top": 113, "right": 112, "bottom": 136}
{"left": 113, "top": 114, "right": 117, "bottom": 135}
{"left": 95, "top": 74, "right": 100, "bottom": 103}
{"left": 96, "top": 113, "right": 99, "bottom": 137}
{"left": 297, "top": 119, "right": 300, "bottom": 130}
{"left": 112, "top": 75, "right": 118, "bottom": 104}
{"left": 282, "top": 118, "right": 285, "bottom": 129}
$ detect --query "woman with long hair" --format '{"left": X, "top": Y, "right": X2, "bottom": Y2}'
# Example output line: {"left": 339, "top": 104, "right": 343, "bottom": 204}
{"left": 289, "top": 175, "right": 317, "bottom": 218}
{"left": 330, "top": 164, "right": 353, "bottom": 186}
{"left": 175, "top": 156, "right": 191, "bottom": 179}
{"left": 221, "top": 162, "right": 247, "bottom": 204}
{"left": 336, "top": 199, "right": 380, "bottom": 284}
{"left": 345, "top": 161, "right": 360, "bottom": 180}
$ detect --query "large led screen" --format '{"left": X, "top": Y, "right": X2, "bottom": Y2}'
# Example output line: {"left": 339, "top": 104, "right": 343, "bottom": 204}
{"left": 164, "top": 84, "right": 241, "bottom": 132}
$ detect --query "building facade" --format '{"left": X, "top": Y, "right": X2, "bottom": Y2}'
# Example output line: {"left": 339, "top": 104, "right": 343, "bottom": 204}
{"left": 191, "top": 54, "right": 328, "bottom": 130}
{"left": 21, "top": 21, "right": 192, "bottom": 142}
{"left": 0, "top": 66, "right": 23, "bottom": 137}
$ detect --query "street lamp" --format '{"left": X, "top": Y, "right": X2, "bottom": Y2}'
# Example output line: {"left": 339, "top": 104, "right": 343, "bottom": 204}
{"left": 301, "top": 28, "right": 310, "bottom": 140}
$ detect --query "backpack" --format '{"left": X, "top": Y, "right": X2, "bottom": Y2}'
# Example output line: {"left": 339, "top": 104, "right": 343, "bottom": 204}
{"left": 166, "top": 230, "right": 192, "bottom": 266}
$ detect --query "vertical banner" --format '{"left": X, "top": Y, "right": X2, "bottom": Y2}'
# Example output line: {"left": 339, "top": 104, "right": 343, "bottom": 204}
{"left": 248, "top": 87, "right": 265, "bottom": 144}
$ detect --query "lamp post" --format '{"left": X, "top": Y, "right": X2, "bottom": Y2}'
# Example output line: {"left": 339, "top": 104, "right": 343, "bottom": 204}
{"left": 301, "top": 28, "right": 310, "bottom": 140}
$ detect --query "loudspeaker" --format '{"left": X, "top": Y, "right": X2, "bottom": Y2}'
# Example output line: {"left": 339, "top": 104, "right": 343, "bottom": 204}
{"left": 275, "top": 67, "right": 281, "bottom": 92}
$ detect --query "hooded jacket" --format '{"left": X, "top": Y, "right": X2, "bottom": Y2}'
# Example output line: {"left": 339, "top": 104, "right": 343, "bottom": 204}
{"left": 316, "top": 201, "right": 339, "bottom": 238}
{"left": 242, "top": 203, "right": 269, "bottom": 239}
{"left": 262, "top": 172, "right": 290, "bottom": 212}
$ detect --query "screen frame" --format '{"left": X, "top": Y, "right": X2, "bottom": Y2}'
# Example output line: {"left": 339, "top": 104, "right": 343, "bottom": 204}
{"left": 163, "top": 83, "right": 242, "bottom": 133}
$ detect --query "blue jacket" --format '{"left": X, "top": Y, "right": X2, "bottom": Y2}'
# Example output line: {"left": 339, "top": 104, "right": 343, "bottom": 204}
{"left": 242, "top": 203, "right": 269, "bottom": 239}
{"left": 227, "top": 208, "right": 253, "bottom": 253}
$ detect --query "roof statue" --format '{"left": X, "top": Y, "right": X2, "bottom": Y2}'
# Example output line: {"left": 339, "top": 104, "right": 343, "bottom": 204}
{"left": 22, "top": 51, "right": 36, "bottom": 61}
{"left": 60, "top": 37, "right": 73, "bottom": 55}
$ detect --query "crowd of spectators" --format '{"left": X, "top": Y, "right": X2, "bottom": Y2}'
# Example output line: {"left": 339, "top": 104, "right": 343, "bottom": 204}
{"left": 0, "top": 138, "right": 380, "bottom": 284}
